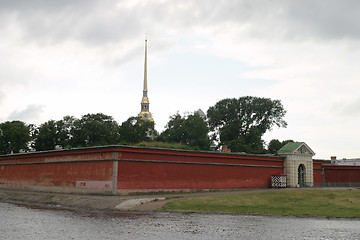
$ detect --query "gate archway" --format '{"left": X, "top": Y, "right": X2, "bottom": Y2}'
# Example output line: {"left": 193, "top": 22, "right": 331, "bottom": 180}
{"left": 298, "top": 164, "right": 306, "bottom": 187}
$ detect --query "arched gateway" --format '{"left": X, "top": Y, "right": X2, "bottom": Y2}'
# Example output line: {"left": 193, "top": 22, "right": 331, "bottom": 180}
{"left": 278, "top": 142, "right": 315, "bottom": 187}
{"left": 298, "top": 164, "right": 306, "bottom": 187}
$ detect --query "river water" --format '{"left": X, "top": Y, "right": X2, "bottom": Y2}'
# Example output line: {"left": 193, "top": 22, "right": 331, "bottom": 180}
{"left": 0, "top": 202, "right": 359, "bottom": 240}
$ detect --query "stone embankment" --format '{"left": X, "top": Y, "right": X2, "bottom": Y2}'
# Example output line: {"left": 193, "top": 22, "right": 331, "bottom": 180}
{"left": 0, "top": 188, "right": 170, "bottom": 211}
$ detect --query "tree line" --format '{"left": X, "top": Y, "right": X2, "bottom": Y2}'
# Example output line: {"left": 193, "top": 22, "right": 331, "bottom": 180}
{"left": 0, "top": 96, "right": 292, "bottom": 155}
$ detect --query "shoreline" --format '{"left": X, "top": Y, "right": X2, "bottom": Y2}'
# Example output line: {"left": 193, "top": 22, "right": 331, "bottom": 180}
{"left": 0, "top": 187, "right": 291, "bottom": 212}
{"left": 0, "top": 188, "right": 172, "bottom": 212}
{"left": 1, "top": 187, "right": 359, "bottom": 219}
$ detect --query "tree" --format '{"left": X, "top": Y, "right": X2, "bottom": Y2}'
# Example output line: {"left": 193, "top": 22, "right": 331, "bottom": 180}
{"left": 268, "top": 139, "right": 294, "bottom": 154}
{"left": 0, "top": 121, "right": 31, "bottom": 154}
{"left": 207, "top": 96, "right": 287, "bottom": 153}
{"left": 226, "top": 127, "right": 265, "bottom": 154}
{"left": 56, "top": 115, "right": 77, "bottom": 148}
{"left": 71, "top": 113, "right": 120, "bottom": 147}
{"left": 119, "top": 116, "right": 157, "bottom": 144}
{"left": 33, "top": 116, "right": 78, "bottom": 151}
{"left": 268, "top": 139, "right": 282, "bottom": 154}
{"left": 158, "top": 113, "right": 210, "bottom": 150}
{"left": 34, "top": 120, "right": 58, "bottom": 151}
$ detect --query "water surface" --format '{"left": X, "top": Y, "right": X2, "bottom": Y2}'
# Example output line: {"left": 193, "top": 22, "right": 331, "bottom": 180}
{"left": 0, "top": 202, "right": 359, "bottom": 239}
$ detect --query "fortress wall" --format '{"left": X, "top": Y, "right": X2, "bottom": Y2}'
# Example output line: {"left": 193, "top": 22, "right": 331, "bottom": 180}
{"left": 4, "top": 145, "right": 360, "bottom": 192}
{"left": 322, "top": 165, "right": 360, "bottom": 186}
{"left": 116, "top": 159, "right": 283, "bottom": 190}
{"left": 115, "top": 147, "right": 284, "bottom": 190}
{"left": 312, "top": 160, "right": 360, "bottom": 187}
{"left": 0, "top": 146, "right": 285, "bottom": 192}
{"left": 117, "top": 148, "right": 284, "bottom": 166}
{"left": 0, "top": 161, "right": 113, "bottom": 189}
{"left": 312, "top": 160, "right": 327, "bottom": 186}
{"left": 0, "top": 147, "right": 117, "bottom": 191}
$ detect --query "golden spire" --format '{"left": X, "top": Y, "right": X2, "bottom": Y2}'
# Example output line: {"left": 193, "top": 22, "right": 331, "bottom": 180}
{"left": 143, "top": 38, "right": 148, "bottom": 92}
{"left": 138, "top": 38, "right": 153, "bottom": 121}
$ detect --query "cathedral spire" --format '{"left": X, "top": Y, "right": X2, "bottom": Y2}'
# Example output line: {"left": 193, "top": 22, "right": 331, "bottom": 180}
{"left": 138, "top": 38, "right": 153, "bottom": 121}
{"left": 143, "top": 38, "right": 148, "bottom": 93}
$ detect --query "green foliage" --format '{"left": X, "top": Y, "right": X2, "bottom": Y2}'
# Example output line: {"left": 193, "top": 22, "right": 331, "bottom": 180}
{"left": 34, "top": 120, "right": 58, "bottom": 151}
{"left": 268, "top": 139, "right": 282, "bottom": 154}
{"left": 227, "top": 128, "right": 266, "bottom": 154}
{"left": 0, "top": 113, "right": 158, "bottom": 153}
{"left": 268, "top": 139, "right": 294, "bottom": 154}
{"left": 0, "top": 96, "right": 288, "bottom": 154}
{"left": 207, "top": 96, "right": 287, "bottom": 153}
{"left": 72, "top": 113, "right": 120, "bottom": 147}
{"left": 119, "top": 116, "right": 157, "bottom": 144}
{"left": 0, "top": 121, "right": 31, "bottom": 154}
{"left": 56, "top": 116, "right": 77, "bottom": 148}
{"left": 135, "top": 141, "right": 195, "bottom": 150}
{"left": 158, "top": 113, "right": 210, "bottom": 150}
{"left": 281, "top": 139, "right": 295, "bottom": 146}
{"left": 164, "top": 190, "right": 360, "bottom": 218}
{"left": 34, "top": 116, "right": 77, "bottom": 151}
{"left": 34, "top": 113, "right": 120, "bottom": 150}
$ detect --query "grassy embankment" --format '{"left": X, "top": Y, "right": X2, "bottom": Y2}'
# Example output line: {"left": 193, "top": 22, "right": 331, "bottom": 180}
{"left": 163, "top": 189, "right": 360, "bottom": 218}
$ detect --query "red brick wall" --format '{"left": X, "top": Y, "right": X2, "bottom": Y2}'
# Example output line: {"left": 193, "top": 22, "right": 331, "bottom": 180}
{"left": 117, "top": 161, "right": 283, "bottom": 189}
{"left": 0, "top": 161, "right": 113, "bottom": 188}
{"left": 0, "top": 146, "right": 285, "bottom": 191}
{"left": 312, "top": 159, "right": 360, "bottom": 186}
{"left": 323, "top": 165, "right": 360, "bottom": 183}
{"left": 313, "top": 160, "right": 328, "bottom": 185}
{"left": 116, "top": 148, "right": 284, "bottom": 189}
{"left": 117, "top": 148, "right": 284, "bottom": 166}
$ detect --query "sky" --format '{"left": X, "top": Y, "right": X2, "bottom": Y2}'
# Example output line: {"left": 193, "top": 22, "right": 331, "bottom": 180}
{"left": 1, "top": 0, "right": 360, "bottom": 159}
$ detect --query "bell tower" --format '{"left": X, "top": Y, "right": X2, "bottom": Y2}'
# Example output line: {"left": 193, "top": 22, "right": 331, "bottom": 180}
{"left": 138, "top": 38, "right": 153, "bottom": 121}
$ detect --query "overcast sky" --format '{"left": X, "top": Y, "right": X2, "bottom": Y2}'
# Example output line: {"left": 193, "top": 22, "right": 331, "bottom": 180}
{"left": 1, "top": 0, "right": 360, "bottom": 159}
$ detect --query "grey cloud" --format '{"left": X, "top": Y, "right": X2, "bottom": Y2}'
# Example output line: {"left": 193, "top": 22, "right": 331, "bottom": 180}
{"left": 163, "top": 0, "right": 360, "bottom": 41}
{"left": 0, "top": 0, "right": 122, "bottom": 45}
{"left": 2, "top": 0, "right": 360, "bottom": 47}
{"left": 0, "top": 0, "right": 95, "bottom": 11}
{"left": 0, "top": 0, "right": 179, "bottom": 60}
{"left": 8, "top": 104, "right": 45, "bottom": 123}
{"left": 281, "top": 0, "right": 360, "bottom": 40}
{"left": 194, "top": 0, "right": 360, "bottom": 41}
{"left": 1, "top": 1, "right": 247, "bottom": 45}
